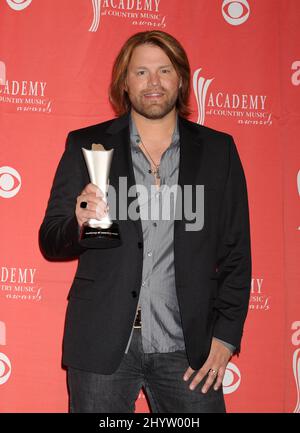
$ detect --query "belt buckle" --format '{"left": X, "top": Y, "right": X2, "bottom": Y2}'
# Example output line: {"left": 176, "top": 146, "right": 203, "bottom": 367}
{"left": 133, "top": 307, "right": 141, "bottom": 329}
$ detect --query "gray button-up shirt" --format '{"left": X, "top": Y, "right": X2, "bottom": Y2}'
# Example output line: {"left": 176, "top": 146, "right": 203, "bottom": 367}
{"left": 124, "top": 114, "right": 235, "bottom": 355}
{"left": 125, "top": 115, "right": 184, "bottom": 354}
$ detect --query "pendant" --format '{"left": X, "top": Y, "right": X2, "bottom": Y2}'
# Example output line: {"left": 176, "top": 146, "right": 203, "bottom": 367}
{"left": 153, "top": 167, "right": 160, "bottom": 179}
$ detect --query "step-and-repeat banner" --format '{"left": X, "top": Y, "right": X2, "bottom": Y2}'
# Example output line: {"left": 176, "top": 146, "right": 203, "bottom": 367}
{"left": 0, "top": 0, "right": 299, "bottom": 413}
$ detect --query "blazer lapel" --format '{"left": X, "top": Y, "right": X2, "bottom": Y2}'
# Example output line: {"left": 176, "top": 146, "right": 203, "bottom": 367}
{"left": 175, "top": 117, "right": 204, "bottom": 231}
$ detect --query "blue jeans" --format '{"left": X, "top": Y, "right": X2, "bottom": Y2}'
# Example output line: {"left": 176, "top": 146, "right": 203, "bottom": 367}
{"left": 67, "top": 328, "right": 226, "bottom": 413}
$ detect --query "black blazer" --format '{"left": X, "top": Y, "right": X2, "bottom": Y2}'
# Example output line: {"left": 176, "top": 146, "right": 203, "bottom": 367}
{"left": 39, "top": 113, "right": 251, "bottom": 374}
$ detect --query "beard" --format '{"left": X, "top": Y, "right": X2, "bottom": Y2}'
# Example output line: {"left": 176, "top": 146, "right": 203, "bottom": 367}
{"left": 128, "top": 88, "right": 178, "bottom": 120}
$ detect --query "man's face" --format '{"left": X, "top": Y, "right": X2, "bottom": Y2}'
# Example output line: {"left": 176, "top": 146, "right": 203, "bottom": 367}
{"left": 125, "top": 44, "right": 181, "bottom": 120}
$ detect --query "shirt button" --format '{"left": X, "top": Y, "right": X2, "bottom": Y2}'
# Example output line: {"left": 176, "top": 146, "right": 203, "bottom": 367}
{"left": 141, "top": 281, "right": 146, "bottom": 287}
{"left": 138, "top": 242, "right": 143, "bottom": 249}
{"left": 147, "top": 251, "right": 152, "bottom": 257}
{"left": 131, "top": 291, "right": 137, "bottom": 298}
{"left": 153, "top": 222, "right": 157, "bottom": 227}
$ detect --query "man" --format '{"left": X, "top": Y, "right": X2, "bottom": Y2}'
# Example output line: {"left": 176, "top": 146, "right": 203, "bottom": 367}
{"left": 39, "top": 30, "right": 251, "bottom": 413}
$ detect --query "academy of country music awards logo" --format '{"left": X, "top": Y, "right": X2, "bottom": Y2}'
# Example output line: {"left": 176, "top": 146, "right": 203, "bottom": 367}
{"left": 2, "top": 0, "right": 166, "bottom": 30}
{"left": 249, "top": 277, "right": 271, "bottom": 312}
{"left": 291, "top": 321, "right": 300, "bottom": 413}
{"left": 0, "top": 61, "right": 52, "bottom": 114}
{"left": 194, "top": 12, "right": 300, "bottom": 128}
{"left": 0, "top": 321, "right": 12, "bottom": 385}
{"left": 193, "top": 68, "right": 272, "bottom": 127}
{"left": 89, "top": 0, "right": 166, "bottom": 32}
{"left": 0, "top": 266, "right": 43, "bottom": 302}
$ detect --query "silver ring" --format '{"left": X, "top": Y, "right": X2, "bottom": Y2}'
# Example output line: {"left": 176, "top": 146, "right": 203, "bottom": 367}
{"left": 209, "top": 368, "right": 218, "bottom": 377}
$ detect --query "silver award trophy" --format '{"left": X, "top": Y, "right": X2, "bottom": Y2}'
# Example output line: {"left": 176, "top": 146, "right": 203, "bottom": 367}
{"left": 79, "top": 143, "right": 121, "bottom": 247}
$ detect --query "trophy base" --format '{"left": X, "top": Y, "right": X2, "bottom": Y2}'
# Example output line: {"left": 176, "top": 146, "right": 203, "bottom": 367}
{"left": 79, "top": 222, "right": 121, "bottom": 248}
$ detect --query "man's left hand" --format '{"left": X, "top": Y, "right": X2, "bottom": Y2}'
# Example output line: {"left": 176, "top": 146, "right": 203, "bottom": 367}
{"left": 182, "top": 338, "right": 232, "bottom": 393}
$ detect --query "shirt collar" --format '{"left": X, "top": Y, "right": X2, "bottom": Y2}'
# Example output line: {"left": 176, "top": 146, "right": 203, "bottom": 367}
{"left": 129, "top": 113, "right": 180, "bottom": 151}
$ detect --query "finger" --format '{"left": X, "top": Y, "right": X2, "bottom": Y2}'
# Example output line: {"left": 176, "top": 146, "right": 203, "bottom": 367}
{"left": 81, "top": 205, "right": 108, "bottom": 220}
{"left": 77, "top": 197, "right": 107, "bottom": 213}
{"left": 78, "top": 193, "right": 105, "bottom": 205}
{"left": 80, "top": 209, "right": 104, "bottom": 221}
{"left": 82, "top": 183, "right": 104, "bottom": 198}
{"left": 188, "top": 367, "right": 207, "bottom": 390}
{"left": 95, "top": 204, "right": 109, "bottom": 220}
{"left": 201, "top": 369, "right": 219, "bottom": 394}
{"left": 213, "top": 367, "right": 226, "bottom": 391}
{"left": 183, "top": 366, "right": 196, "bottom": 382}
{"left": 78, "top": 199, "right": 108, "bottom": 213}
{"left": 77, "top": 212, "right": 94, "bottom": 227}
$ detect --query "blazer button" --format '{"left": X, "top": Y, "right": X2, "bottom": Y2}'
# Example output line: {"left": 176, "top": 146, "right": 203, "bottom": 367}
{"left": 131, "top": 291, "right": 138, "bottom": 298}
{"left": 137, "top": 241, "right": 143, "bottom": 249}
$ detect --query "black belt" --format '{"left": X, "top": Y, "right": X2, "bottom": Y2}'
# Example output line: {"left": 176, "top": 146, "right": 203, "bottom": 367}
{"left": 134, "top": 306, "right": 141, "bottom": 328}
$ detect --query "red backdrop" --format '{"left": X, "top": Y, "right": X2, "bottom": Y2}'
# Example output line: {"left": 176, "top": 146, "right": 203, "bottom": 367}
{"left": 0, "top": 0, "right": 299, "bottom": 413}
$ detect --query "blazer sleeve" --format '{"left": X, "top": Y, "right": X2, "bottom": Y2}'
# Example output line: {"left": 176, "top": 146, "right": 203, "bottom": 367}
{"left": 39, "top": 132, "right": 87, "bottom": 259}
{"left": 212, "top": 135, "right": 252, "bottom": 354}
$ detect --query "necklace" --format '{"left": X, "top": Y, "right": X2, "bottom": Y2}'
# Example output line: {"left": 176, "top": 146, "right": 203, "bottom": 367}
{"left": 138, "top": 138, "right": 160, "bottom": 180}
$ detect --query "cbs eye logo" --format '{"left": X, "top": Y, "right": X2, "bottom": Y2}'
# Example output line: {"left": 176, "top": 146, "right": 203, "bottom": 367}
{"left": 0, "top": 353, "right": 11, "bottom": 385}
{"left": 0, "top": 322, "right": 11, "bottom": 385}
{"left": 222, "top": 0, "right": 250, "bottom": 26}
{"left": 223, "top": 362, "right": 241, "bottom": 394}
{"left": 6, "top": 0, "right": 32, "bottom": 11}
{"left": 0, "top": 166, "right": 22, "bottom": 198}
